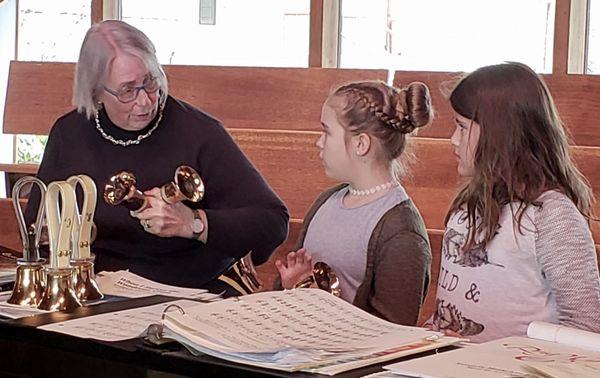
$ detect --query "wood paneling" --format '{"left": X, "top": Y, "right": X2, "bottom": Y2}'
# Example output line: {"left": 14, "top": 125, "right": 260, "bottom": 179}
{"left": 419, "top": 230, "right": 442, "bottom": 325}
{"left": 1, "top": 134, "right": 599, "bottom": 241}
{"left": 90, "top": 0, "right": 103, "bottom": 24}
{"left": 255, "top": 219, "right": 302, "bottom": 291}
{"left": 232, "top": 132, "right": 600, "bottom": 242}
{"left": 553, "top": 0, "right": 571, "bottom": 75}
{"left": 6, "top": 62, "right": 600, "bottom": 146}
{"left": 309, "top": 0, "right": 324, "bottom": 68}
{"left": 0, "top": 164, "right": 38, "bottom": 175}
{"left": 0, "top": 199, "right": 21, "bottom": 253}
{"left": 3, "top": 62, "right": 386, "bottom": 135}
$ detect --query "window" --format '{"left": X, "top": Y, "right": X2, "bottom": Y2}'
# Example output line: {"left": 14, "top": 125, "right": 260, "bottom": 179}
{"left": 17, "top": 0, "right": 90, "bottom": 62}
{"left": 199, "top": 0, "right": 216, "bottom": 25}
{"left": 588, "top": 0, "right": 600, "bottom": 73}
{"left": 121, "top": 0, "right": 310, "bottom": 67}
{"left": 340, "top": 0, "right": 556, "bottom": 73}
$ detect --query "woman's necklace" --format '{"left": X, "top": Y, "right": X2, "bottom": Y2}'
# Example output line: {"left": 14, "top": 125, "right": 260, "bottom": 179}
{"left": 348, "top": 180, "right": 399, "bottom": 196}
{"left": 94, "top": 102, "right": 165, "bottom": 147}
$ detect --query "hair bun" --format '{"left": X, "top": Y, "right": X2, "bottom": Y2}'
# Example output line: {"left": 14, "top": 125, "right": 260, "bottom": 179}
{"left": 393, "top": 81, "right": 434, "bottom": 134}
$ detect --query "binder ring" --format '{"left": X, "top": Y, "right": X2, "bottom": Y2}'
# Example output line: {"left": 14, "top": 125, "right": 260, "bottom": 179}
{"left": 161, "top": 304, "right": 186, "bottom": 320}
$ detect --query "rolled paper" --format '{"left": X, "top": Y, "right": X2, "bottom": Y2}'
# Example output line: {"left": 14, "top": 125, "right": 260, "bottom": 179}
{"left": 11, "top": 176, "right": 47, "bottom": 262}
{"left": 67, "top": 175, "right": 97, "bottom": 260}
{"left": 45, "top": 181, "right": 77, "bottom": 269}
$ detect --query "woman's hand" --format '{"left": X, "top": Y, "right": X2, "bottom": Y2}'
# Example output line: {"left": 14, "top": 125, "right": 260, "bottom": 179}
{"left": 131, "top": 187, "right": 196, "bottom": 238}
{"left": 275, "top": 248, "right": 313, "bottom": 289}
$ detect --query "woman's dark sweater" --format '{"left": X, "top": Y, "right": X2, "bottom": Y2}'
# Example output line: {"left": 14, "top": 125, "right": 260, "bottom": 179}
{"left": 25, "top": 95, "right": 289, "bottom": 289}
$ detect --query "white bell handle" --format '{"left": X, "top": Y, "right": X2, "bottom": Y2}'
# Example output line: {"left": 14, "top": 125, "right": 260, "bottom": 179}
{"left": 66, "top": 175, "right": 97, "bottom": 259}
{"left": 45, "top": 181, "right": 77, "bottom": 269}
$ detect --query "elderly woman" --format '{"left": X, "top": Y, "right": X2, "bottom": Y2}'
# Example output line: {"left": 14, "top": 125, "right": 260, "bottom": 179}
{"left": 25, "top": 20, "right": 289, "bottom": 292}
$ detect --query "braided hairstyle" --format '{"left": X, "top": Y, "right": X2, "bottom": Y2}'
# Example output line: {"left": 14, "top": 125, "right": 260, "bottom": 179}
{"left": 330, "top": 80, "right": 434, "bottom": 179}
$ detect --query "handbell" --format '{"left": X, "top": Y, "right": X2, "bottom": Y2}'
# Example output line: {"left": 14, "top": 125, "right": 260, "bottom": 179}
{"left": 103, "top": 171, "right": 149, "bottom": 215}
{"left": 217, "top": 251, "right": 262, "bottom": 296}
{"left": 38, "top": 181, "right": 82, "bottom": 312}
{"left": 295, "top": 261, "right": 341, "bottom": 297}
{"left": 160, "top": 165, "right": 205, "bottom": 204}
{"left": 67, "top": 174, "right": 103, "bottom": 301}
{"left": 8, "top": 176, "right": 47, "bottom": 306}
{"left": 70, "top": 257, "right": 103, "bottom": 301}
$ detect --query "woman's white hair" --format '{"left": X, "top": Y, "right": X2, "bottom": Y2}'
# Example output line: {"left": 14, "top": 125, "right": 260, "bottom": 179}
{"left": 73, "top": 20, "right": 168, "bottom": 119}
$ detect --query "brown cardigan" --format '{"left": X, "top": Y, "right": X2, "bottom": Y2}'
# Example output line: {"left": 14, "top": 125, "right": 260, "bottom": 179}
{"left": 294, "top": 184, "right": 432, "bottom": 326}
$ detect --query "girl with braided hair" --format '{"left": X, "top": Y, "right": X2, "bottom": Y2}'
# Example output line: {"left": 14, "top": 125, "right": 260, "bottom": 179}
{"left": 275, "top": 80, "right": 434, "bottom": 325}
{"left": 431, "top": 62, "right": 600, "bottom": 342}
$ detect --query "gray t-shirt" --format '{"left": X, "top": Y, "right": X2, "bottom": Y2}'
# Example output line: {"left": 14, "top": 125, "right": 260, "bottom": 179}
{"left": 303, "top": 185, "right": 409, "bottom": 302}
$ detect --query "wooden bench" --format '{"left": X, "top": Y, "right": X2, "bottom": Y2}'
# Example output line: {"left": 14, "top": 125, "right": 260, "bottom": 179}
{"left": 1, "top": 61, "right": 599, "bottom": 324}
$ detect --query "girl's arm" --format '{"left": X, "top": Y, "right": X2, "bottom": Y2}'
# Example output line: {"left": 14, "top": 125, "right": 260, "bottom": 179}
{"left": 369, "top": 230, "right": 431, "bottom": 325}
{"left": 535, "top": 194, "right": 600, "bottom": 332}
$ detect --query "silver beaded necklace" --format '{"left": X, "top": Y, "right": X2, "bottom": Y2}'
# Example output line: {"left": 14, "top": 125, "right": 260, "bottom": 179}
{"left": 94, "top": 102, "right": 165, "bottom": 147}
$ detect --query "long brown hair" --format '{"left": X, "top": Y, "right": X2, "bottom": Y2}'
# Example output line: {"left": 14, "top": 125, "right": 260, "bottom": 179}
{"left": 445, "top": 62, "right": 594, "bottom": 249}
{"left": 330, "top": 80, "right": 434, "bottom": 180}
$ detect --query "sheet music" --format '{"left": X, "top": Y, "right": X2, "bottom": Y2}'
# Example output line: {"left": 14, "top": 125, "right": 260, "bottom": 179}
{"left": 162, "top": 289, "right": 460, "bottom": 374}
{"left": 166, "top": 288, "right": 431, "bottom": 354}
{"left": 39, "top": 299, "right": 199, "bottom": 341}
{"left": 95, "top": 270, "right": 221, "bottom": 301}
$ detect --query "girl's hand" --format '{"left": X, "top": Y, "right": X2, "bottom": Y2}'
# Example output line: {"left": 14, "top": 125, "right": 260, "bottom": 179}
{"left": 441, "top": 328, "right": 463, "bottom": 338}
{"left": 275, "top": 248, "right": 313, "bottom": 289}
{"left": 131, "top": 188, "right": 196, "bottom": 238}
{"left": 423, "top": 322, "right": 463, "bottom": 338}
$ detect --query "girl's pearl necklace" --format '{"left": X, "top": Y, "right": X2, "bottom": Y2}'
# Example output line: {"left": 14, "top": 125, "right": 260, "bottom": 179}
{"left": 348, "top": 180, "right": 399, "bottom": 196}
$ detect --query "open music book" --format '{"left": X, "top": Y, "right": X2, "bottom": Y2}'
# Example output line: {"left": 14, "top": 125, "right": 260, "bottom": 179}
{"left": 160, "top": 288, "right": 461, "bottom": 375}
{"left": 381, "top": 321, "right": 600, "bottom": 378}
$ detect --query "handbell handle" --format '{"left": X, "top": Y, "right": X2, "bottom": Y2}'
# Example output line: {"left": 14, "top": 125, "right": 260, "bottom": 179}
{"left": 11, "top": 176, "right": 47, "bottom": 262}
{"left": 295, "top": 275, "right": 315, "bottom": 289}
{"left": 66, "top": 175, "right": 97, "bottom": 260}
{"left": 46, "top": 181, "right": 77, "bottom": 269}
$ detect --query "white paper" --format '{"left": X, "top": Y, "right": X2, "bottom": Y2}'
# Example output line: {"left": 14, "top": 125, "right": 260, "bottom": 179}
{"left": 385, "top": 335, "right": 600, "bottom": 378}
{"left": 162, "top": 289, "right": 460, "bottom": 374}
{"left": 39, "top": 299, "right": 200, "bottom": 341}
{"left": 0, "top": 291, "right": 50, "bottom": 319}
{"left": 527, "top": 321, "right": 600, "bottom": 352}
{"left": 95, "top": 270, "right": 221, "bottom": 301}
{"left": 523, "top": 360, "right": 600, "bottom": 378}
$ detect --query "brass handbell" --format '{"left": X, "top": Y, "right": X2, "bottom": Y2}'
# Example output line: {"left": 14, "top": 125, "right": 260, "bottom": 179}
{"left": 295, "top": 261, "right": 341, "bottom": 297}
{"left": 103, "top": 171, "right": 149, "bottom": 215}
{"left": 160, "top": 165, "right": 205, "bottom": 204}
{"left": 38, "top": 181, "right": 82, "bottom": 312}
{"left": 67, "top": 175, "right": 103, "bottom": 302}
{"left": 217, "top": 251, "right": 262, "bottom": 295}
{"left": 7, "top": 176, "right": 47, "bottom": 306}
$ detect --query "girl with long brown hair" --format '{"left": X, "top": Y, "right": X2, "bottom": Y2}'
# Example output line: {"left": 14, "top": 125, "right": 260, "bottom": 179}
{"left": 432, "top": 62, "right": 600, "bottom": 342}
{"left": 275, "top": 80, "right": 433, "bottom": 325}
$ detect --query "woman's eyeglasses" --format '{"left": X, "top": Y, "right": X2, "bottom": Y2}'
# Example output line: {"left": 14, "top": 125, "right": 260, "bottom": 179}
{"left": 104, "top": 76, "right": 160, "bottom": 103}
